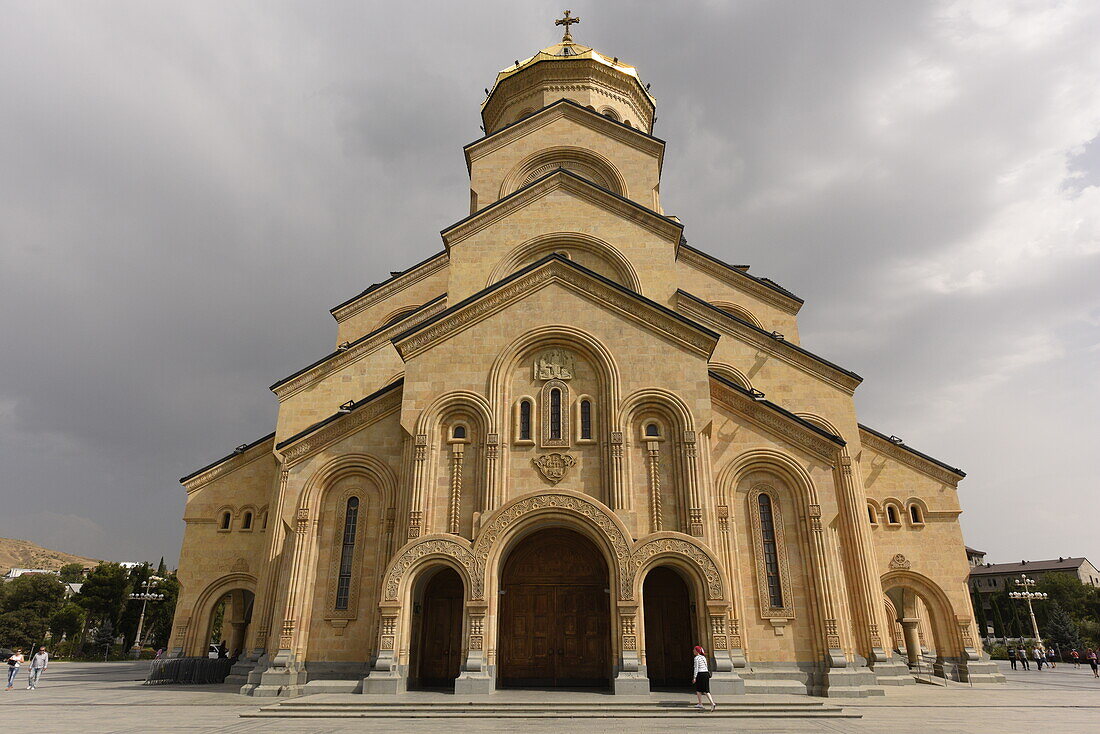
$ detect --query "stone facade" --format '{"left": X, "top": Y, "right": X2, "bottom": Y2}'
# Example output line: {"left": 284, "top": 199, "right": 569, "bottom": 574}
{"left": 170, "top": 25, "right": 1003, "bottom": 698}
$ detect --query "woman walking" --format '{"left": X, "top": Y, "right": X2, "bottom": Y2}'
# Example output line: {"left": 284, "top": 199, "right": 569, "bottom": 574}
{"left": 1087, "top": 648, "right": 1098, "bottom": 678}
{"left": 5, "top": 649, "right": 24, "bottom": 690}
{"left": 691, "top": 645, "right": 716, "bottom": 712}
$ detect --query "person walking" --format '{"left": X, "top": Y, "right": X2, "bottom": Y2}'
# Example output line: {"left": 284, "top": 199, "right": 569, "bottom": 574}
{"left": 1008, "top": 647, "right": 1018, "bottom": 670}
{"left": 1087, "top": 649, "right": 1098, "bottom": 678}
{"left": 27, "top": 648, "right": 48, "bottom": 690}
{"left": 1046, "top": 648, "right": 1057, "bottom": 669}
{"left": 5, "top": 649, "right": 24, "bottom": 690}
{"left": 691, "top": 645, "right": 716, "bottom": 712}
{"left": 1020, "top": 646, "right": 1030, "bottom": 670}
{"left": 1032, "top": 646, "right": 1045, "bottom": 670}
{"left": 1071, "top": 649, "right": 1080, "bottom": 669}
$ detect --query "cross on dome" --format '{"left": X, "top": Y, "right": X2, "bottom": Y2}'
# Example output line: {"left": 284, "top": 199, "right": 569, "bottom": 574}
{"left": 555, "top": 10, "right": 580, "bottom": 42}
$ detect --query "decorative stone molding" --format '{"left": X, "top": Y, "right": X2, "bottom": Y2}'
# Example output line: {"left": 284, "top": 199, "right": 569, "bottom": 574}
{"left": 326, "top": 489, "right": 368, "bottom": 620}
{"left": 330, "top": 251, "right": 449, "bottom": 325}
{"left": 394, "top": 258, "right": 716, "bottom": 360}
{"left": 533, "top": 453, "right": 577, "bottom": 484}
{"left": 709, "top": 378, "right": 842, "bottom": 461}
{"left": 677, "top": 246, "right": 802, "bottom": 316}
{"left": 889, "top": 554, "right": 912, "bottom": 570}
{"left": 280, "top": 389, "right": 402, "bottom": 466}
{"left": 181, "top": 435, "right": 275, "bottom": 493}
{"left": 632, "top": 534, "right": 725, "bottom": 601}
{"left": 383, "top": 536, "right": 474, "bottom": 601}
{"left": 533, "top": 347, "right": 576, "bottom": 381}
{"left": 859, "top": 426, "right": 964, "bottom": 486}
{"left": 747, "top": 485, "right": 796, "bottom": 620}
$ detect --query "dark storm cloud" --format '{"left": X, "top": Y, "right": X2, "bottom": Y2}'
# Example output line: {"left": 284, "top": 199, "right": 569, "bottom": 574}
{"left": 1, "top": 1, "right": 1097, "bottom": 564}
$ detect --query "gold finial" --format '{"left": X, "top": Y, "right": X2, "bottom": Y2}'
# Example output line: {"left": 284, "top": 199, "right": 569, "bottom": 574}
{"left": 555, "top": 10, "right": 580, "bottom": 42}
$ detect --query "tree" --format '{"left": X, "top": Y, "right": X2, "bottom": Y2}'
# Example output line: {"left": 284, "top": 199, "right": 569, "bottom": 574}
{"left": 156, "top": 557, "right": 168, "bottom": 577}
{"left": 76, "top": 563, "right": 131, "bottom": 628}
{"left": 1046, "top": 600, "right": 1083, "bottom": 652}
{"left": 0, "top": 574, "right": 66, "bottom": 652}
{"left": 0, "top": 609, "right": 49, "bottom": 652}
{"left": 58, "top": 563, "right": 86, "bottom": 584}
{"left": 145, "top": 573, "right": 180, "bottom": 650}
{"left": 118, "top": 564, "right": 152, "bottom": 649}
{"left": 49, "top": 603, "right": 86, "bottom": 644}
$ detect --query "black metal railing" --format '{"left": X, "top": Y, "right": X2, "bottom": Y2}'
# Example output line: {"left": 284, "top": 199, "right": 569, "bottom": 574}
{"left": 144, "top": 657, "right": 234, "bottom": 685}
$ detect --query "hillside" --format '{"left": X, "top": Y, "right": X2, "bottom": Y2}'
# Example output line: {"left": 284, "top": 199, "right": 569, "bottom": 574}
{"left": 0, "top": 537, "right": 100, "bottom": 575}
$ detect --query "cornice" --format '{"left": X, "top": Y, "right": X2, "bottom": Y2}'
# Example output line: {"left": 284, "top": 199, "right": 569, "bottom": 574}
{"left": 271, "top": 295, "right": 447, "bottom": 401}
{"left": 677, "top": 243, "right": 803, "bottom": 315}
{"left": 442, "top": 168, "right": 682, "bottom": 249}
{"left": 330, "top": 250, "right": 449, "bottom": 324}
{"left": 859, "top": 424, "right": 965, "bottom": 486}
{"left": 393, "top": 255, "right": 719, "bottom": 361}
{"left": 465, "top": 99, "right": 665, "bottom": 173}
{"left": 277, "top": 381, "right": 404, "bottom": 467}
{"left": 709, "top": 373, "right": 844, "bottom": 461}
{"left": 676, "top": 291, "right": 861, "bottom": 395}
{"left": 180, "top": 433, "right": 276, "bottom": 493}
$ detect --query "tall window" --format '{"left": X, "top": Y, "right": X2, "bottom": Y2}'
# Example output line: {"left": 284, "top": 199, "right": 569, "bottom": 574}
{"left": 909, "top": 504, "right": 923, "bottom": 524}
{"left": 886, "top": 505, "right": 899, "bottom": 525}
{"left": 220, "top": 511, "right": 231, "bottom": 530}
{"left": 867, "top": 504, "right": 877, "bottom": 525}
{"left": 549, "top": 388, "right": 562, "bottom": 439}
{"left": 335, "top": 497, "right": 360, "bottom": 610}
{"left": 242, "top": 512, "right": 253, "bottom": 530}
{"left": 580, "top": 399, "right": 592, "bottom": 440}
{"left": 519, "top": 400, "right": 532, "bottom": 441}
{"left": 757, "top": 494, "right": 783, "bottom": 608}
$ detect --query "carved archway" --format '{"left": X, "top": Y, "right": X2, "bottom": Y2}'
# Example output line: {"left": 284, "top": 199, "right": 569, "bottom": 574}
{"left": 500, "top": 147, "right": 627, "bottom": 199}
{"left": 487, "top": 232, "right": 642, "bottom": 292}
{"left": 183, "top": 572, "right": 258, "bottom": 657}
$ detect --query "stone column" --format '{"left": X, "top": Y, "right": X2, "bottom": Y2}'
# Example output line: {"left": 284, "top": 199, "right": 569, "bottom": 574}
{"left": 901, "top": 619, "right": 921, "bottom": 667}
{"left": 706, "top": 603, "right": 745, "bottom": 694}
{"left": 609, "top": 430, "right": 626, "bottom": 511}
{"left": 681, "top": 430, "right": 704, "bottom": 537}
{"left": 407, "top": 434, "right": 429, "bottom": 539}
{"left": 484, "top": 433, "right": 500, "bottom": 511}
{"left": 246, "top": 467, "right": 290, "bottom": 664}
{"left": 645, "top": 439, "right": 662, "bottom": 532}
{"left": 612, "top": 603, "right": 649, "bottom": 694}
{"left": 455, "top": 602, "right": 492, "bottom": 694}
{"left": 363, "top": 602, "right": 406, "bottom": 693}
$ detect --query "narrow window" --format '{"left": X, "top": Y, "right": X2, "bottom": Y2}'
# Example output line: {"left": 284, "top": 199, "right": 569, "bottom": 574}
{"left": 242, "top": 512, "right": 253, "bottom": 530}
{"left": 909, "top": 505, "right": 922, "bottom": 524}
{"left": 335, "top": 497, "right": 360, "bottom": 610}
{"left": 887, "top": 505, "right": 899, "bottom": 524}
{"left": 519, "top": 400, "right": 532, "bottom": 441}
{"left": 644, "top": 423, "right": 660, "bottom": 438}
{"left": 580, "top": 400, "right": 592, "bottom": 440}
{"left": 261, "top": 512, "right": 268, "bottom": 530}
{"left": 220, "top": 512, "right": 231, "bottom": 530}
{"left": 868, "top": 505, "right": 877, "bottom": 524}
{"left": 550, "top": 388, "right": 562, "bottom": 440}
{"left": 452, "top": 425, "right": 466, "bottom": 440}
{"left": 758, "top": 494, "right": 783, "bottom": 608}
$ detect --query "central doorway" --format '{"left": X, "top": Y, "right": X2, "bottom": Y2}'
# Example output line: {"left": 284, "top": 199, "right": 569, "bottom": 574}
{"left": 499, "top": 527, "right": 611, "bottom": 688}
{"left": 642, "top": 566, "right": 694, "bottom": 689}
{"left": 415, "top": 567, "right": 464, "bottom": 689}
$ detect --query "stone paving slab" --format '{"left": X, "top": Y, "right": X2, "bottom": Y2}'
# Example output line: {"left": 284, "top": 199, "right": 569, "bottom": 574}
{"left": 0, "top": 661, "right": 1096, "bottom": 733}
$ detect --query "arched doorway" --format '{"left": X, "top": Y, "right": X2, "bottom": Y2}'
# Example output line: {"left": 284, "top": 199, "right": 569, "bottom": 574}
{"left": 205, "top": 588, "right": 254, "bottom": 658}
{"left": 413, "top": 567, "right": 464, "bottom": 689}
{"left": 499, "top": 528, "right": 611, "bottom": 688}
{"left": 883, "top": 571, "right": 966, "bottom": 679}
{"left": 643, "top": 566, "right": 694, "bottom": 689}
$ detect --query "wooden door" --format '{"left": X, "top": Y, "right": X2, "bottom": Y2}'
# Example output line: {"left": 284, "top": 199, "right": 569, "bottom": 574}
{"left": 499, "top": 528, "right": 610, "bottom": 688}
{"left": 643, "top": 566, "right": 694, "bottom": 688}
{"left": 418, "top": 568, "right": 463, "bottom": 688}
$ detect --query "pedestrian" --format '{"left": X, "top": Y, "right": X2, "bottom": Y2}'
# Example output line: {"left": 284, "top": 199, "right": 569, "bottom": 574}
{"left": 1071, "top": 649, "right": 1080, "bottom": 669}
{"left": 27, "top": 647, "right": 48, "bottom": 690}
{"left": 691, "top": 645, "right": 716, "bottom": 712}
{"left": 1047, "top": 648, "right": 1057, "bottom": 669}
{"left": 5, "top": 649, "right": 23, "bottom": 690}
{"left": 217, "top": 640, "right": 228, "bottom": 659}
{"left": 1033, "top": 646, "right": 1045, "bottom": 670}
{"left": 1008, "top": 647, "right": 1018, "bottom": 670}
{"left": 1087, "top": 649, "right": 1098, "bottom": 678}
{"left": 1020, "top": 646, "right": 1030, "bottom": 670}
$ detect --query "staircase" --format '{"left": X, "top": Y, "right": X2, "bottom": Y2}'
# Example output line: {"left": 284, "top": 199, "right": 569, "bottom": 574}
{"left": 242, "top": 695, "right": 860, "bottom": 719}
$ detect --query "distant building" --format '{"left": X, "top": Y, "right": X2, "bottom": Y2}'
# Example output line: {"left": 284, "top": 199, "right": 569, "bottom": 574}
{"left": 63, "top": 582, "right": 83, "bottom": 597}
{"left": 965, "top": 547, "right": 986, "bottom": 567}
{"left": 969, "top": 557, "right": 1100, "bottom": 595}
{"left": 3, "top": 568, "right": 59, "bottom": 580}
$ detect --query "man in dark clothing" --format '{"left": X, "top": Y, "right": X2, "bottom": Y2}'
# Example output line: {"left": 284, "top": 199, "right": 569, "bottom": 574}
{"left": 1008, "top": 648, "right": 1018, "bottom": 670}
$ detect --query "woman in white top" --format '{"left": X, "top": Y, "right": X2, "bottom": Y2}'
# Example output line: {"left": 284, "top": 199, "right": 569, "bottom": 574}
{"left": 691, "top": 645, "right": 716, "bottom": 711}
{"left": 5, "top": 649, "right": 24, "bottom": 690}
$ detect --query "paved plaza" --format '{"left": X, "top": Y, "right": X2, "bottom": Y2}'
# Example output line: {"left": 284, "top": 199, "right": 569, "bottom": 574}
{"left": 0, "top": 661, "right": 1097, "bottom": 733}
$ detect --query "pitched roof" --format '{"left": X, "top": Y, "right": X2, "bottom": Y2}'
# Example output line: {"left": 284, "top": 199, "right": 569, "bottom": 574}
{"left": 709, "top": 371, "right": 846, "bottom": 448}
{"left": 179, "top": 432, "right": 276, "bottom": 484}
{"left": 678, "top": 240, "right": 804, "bottom": 306}
{"left": 969, "top": 557, "right": 1091, "bottom": 576}
{"left": 275, "top": 378, "right": 404, "bottom": 452}
{"left": 858, "top": 423, "right": 965, "bottom": 479}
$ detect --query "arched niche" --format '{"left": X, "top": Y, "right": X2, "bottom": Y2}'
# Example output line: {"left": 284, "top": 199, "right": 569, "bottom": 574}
{"left": 487, "top": 232, "right": 642, "bottom": 293}
{"left": 499, "top": 146, "right": 627, "bottom": 199}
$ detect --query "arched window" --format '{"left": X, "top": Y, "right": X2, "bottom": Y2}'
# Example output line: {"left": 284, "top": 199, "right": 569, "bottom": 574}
{"left": 241, "top": 512, "right": 253, "bottom": 530}
{"left": 579, "top": 399, "right": 592, "bottom": 440}
{"left": 757, "top": 494, "right": 783, "bottom": 609}
{"left": 867, "top": 504, "right": 877, "bottom": 525}
{"left": 886, "top": 505, "right": 899, "bottom": 525}
{"left": 909, "top": 504, "right": 924, "bottom": 525}
{"left": 550, "top": 389, "right": 562, "bottom": 439}
{"left": 335, "top": 497, "right": 360, "bottom": 611}
{"left": 518, "top": 400, "right": 533, "bottom": 442}
{"left": 452, "top": 425, "right": 466, "bottom": 440}
{"left": 260, "top": 511, "right": 268, "bottom": 530}
{"left": 644, "top": 423, "right": 660, "bottom": 438}
{"left": 220, "top": 511, "right": 231, "bottom": 531}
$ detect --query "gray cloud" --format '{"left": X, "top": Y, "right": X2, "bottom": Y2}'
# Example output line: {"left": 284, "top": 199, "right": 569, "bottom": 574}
{"left": 1, "top": 1, "right": 1097, "bottom": 565}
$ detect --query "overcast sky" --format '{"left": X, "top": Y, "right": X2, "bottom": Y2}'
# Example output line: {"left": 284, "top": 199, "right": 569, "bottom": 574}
{"left": 1, "top": 1, "right": 1097, "bottom": 567}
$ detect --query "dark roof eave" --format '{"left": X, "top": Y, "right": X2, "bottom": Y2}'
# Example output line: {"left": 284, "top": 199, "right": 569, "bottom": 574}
{"left": 441, "top": 167, "right": 682, "bottom": 244}
{"left": 709, "top": 371, "right": 846, "bottom": 447}
{"left": 393, "top": 253, "right": 719, "bottom": 348}
{"left": 329, "top": 250, "right": 447, "bottom": 317}
{"left": 859, "top": 423, "right": 966, "bottom": 478}
{"left": 275, "top": 379, "right": 404, "bottom": 451}
{"left": 677, "top": 290, "right": 862, "bottom": 383}
{"left": 180, "top": 432, "right": 276, "bottom": 484}
{"left": 678, "top": 241, "right": 804, "bottom": 305}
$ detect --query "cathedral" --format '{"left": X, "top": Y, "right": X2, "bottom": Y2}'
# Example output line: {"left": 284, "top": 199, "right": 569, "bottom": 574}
{"left": 170, "top": 15, "right": 1003, "bottom": 698}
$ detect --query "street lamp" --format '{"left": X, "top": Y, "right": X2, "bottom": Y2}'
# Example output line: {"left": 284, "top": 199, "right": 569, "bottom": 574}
{"left": 129, "top": 576, "right": 166, "bottom": 659}
{"left": 1008, "top": 575, "right": 1048, "bottom": 645}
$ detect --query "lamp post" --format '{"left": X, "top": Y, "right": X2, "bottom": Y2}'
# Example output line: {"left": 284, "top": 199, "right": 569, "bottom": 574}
{"left": 1009, "top": 575, "right": 1048, "bottom": 645}
{"left": 129, "top": 577, "right": 165, "bottom": 659}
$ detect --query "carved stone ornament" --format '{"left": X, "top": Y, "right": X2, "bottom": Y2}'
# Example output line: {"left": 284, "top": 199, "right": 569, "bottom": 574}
{"left": 533, "top": 453, "right": 577, "bottom": 484}
{"left": 889, "top": 553, "right": 911, "bottom": 570}
{"left": 533, "top": 348, "right": 576, "bottom": 381}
